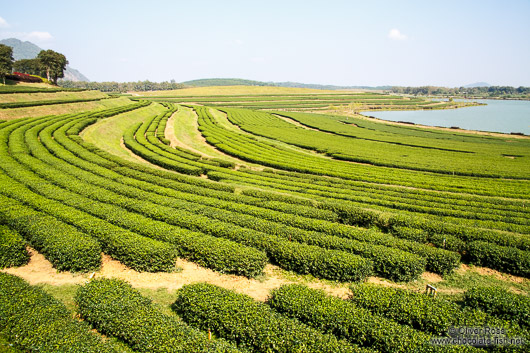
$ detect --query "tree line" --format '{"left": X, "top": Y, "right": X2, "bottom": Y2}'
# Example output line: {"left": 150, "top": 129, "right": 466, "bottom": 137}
{"left": 0, "top": 44, "right": 68, "bottom": 85}
{"left": 391, "top": 86, "right": 530, "bottom": 98}
{"left": 58, "top": 80, "right": 185, "bottom": 92}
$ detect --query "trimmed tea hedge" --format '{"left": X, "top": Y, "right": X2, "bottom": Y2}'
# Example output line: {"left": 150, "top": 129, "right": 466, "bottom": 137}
{"left": 464, "top": 287, "right": 530, "bottom": 329}
{"left": 0, "top": 173, "right": 176, "bottom": 273}
{"left": 466, "top": 241, "right": 530, "bottom": 278}
{"left": 0, "top": 193, "right": 101, "bottom": 272}
{"left": 267, "top": 284, "right": 445, "bottom": 353}
{"left": 172, "top": 283, "right": 371, "bottom": 353}
{"left": 76, "top": 278, "right": 240, "bottom": 353}
{"left": 348, "top": 284, "right": 527, "bottom": 341}
{"left": 0, "top": 225, "right": 29, "bottom": 269}
{"left": 0, "top": 273, "right": 117, "bottom": 352}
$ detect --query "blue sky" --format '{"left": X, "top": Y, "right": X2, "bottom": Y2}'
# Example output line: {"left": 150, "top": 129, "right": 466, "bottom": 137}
{"left": 1, "top": 0, "right": 529, "bottom": 86}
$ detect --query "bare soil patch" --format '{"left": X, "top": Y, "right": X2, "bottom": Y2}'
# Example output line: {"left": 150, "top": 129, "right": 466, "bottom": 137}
{"left": 2, "top": 249, "right": 352, "bottom": 301}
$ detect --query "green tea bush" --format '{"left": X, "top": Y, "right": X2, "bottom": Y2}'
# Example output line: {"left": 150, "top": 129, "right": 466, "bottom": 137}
{"left": 173, "top": 283, "right": 372, "bottom": 353}
{"left": 348, "top": 283, "right": 527, "bottom": 342}
{"left": 268, "top": 284, "right": 439, "bottom": 353}
{"left": 0, "top": 225, "right": 29, "bottom": 269}
{"left": 0, "top": 273, "right": 116, "bottom": 352}
{"left": 464, "top": 287, "right": 530, "bottom": 329}
{"left": 0, "top": 194, "right": 101, "bottom": 272}
{"left": 429, "top": 233, "right": 467, "bottom": 252}
{"left": 76, "top": 278, "right": 240, "bottom": 353}
{"left": 391, "top": 226, "right": 429, "bottom": 243}
{"left": 466, "top": 241, "right": 529, "bottom": 277}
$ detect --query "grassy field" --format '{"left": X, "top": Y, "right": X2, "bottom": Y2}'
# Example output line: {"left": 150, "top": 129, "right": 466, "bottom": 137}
{"left": 133, "top": 86, "right": 480, "bottom": 113}
{"left": 0, "top": 84, "right": 528, "bottom": 352}
{"left": 82, "top": 101, "right": 167, "bottom": 162}
{"left": 0, "top": 95, "right": 133, "bottom": 120}
{"left": 133, "top": 85, "right": 345, "bottom": 96}
{"left": 0, "top": 89, "right": 107, "bottom": 103}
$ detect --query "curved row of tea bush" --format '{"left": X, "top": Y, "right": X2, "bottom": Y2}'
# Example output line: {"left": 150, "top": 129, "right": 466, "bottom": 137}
{"left": 173, "top": 283, "right": 372, "bottom": 353}
{"left": 117, "top": 116, "right": 456, "bottom": 277}
{"left": 0, "top": 191, "right": 102, "bottom": 272}
{"left": 6, "top": 112, "right": 371, "bottom": 281}
{"left": 76, "top": 278, "right": 241, "bottom": 353}
{"left": 5, "top": 115, "right": 266, "bottom": 277}
{"left": 0, "top": 123, "right": 178, "bottom": 273}
{"left": 0, "top": 273, "right": 118, "bottom": 352}
{"left": 193, "top": 106, "right": 529, "bottom": 199}
{"left": 124, "top": 122, "right": 204, "bottom": 175}
{"left": 267, "top": 284, "right": 461, "bottom": 353}
{"left": 43, "top": 124, "right": 422, "bottom": 280}
{"left": 0, "top": 225, "right": 29, "bottom": 269}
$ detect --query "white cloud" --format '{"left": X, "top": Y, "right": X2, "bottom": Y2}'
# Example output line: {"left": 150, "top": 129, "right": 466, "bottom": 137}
{"left": 0, "top": 16, "right": 9, "bottom": 28}
{"left": 388, "top": 28, "right": 407, "bottom": 40}
{"left": 234, "top": 39, "right": 244, "bottom": 45}
{"left": 251, "top": 57, "right": 266, "bottom": 64}
{"left": 26, "top": 31, "right": 53, "bottom": 41}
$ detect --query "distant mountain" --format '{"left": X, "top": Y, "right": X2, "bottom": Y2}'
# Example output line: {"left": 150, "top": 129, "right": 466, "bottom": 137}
{"left": 0, "top": 38, "right": 89, "bottom": 82}
{"left": 463, "top": 82, "right": 491, "bottom": 88}
{"left": 0, "top": 38, "right": 41, "bottom": 60}
{"left": 61, "top": 66, "right": 89, "bottom": 82}
{"left": 182, "top": 78, "right": 388, "bottom": 90}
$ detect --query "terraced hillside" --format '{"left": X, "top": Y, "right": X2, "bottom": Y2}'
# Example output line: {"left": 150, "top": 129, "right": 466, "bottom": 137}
{"left": 1, "top": 86, "right": 528, "bottom": 352}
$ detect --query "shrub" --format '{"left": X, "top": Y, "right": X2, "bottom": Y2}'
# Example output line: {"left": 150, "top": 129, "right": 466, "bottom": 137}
{"left": 466, "top": 241, "right": 529, "bottom": 277}
{"left": 0, "top": 273, "right": 116, "bottom": 352}
{"left": 463, "top": 287, "right": 530, "bottom": 329}
{"left": 267, "top": 284, "right": 443, "bottom": 353}
{"left": 429, "top": 234, "right": 467, "bottom": 252}
{"left": 391, "top": 226, "right": 429, "bottom": 243}
{"left": 76, "top": 278, "right": 239, "bottom": 353}
{"left": 173, "top": 283, "right": 371, "bottom": 353}
{"left": 0, "top": 194, "right": 101, "bottom": 272}
{"left": 0, "top": 225, "right": 29, "bottom": 269}
{"left": 348, "top": 283, "right": 527, "bottom": 344}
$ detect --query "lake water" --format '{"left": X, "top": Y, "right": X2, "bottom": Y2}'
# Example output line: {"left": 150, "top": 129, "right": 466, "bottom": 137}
{"left": 362, "top": 99, "right": 530, "bottom": 135}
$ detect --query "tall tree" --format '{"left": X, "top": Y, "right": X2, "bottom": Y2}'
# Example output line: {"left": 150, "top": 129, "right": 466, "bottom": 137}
{"left": 0, "top": 44, "right": 14, "bottom": 85}
{"left": 13, "top": 58, "right": 45, "bottom": 77}
{"left": 37, "top": 49, "right": 68, "bottom": 85}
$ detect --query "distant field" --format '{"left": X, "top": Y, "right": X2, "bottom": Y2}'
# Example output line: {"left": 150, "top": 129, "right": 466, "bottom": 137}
{"left": 0, "top": 96, "right": 133, "bottom": 120}
{"left": 132, "top": 85, "right": 478, "bottom": 112}
{"left": 134, "top": 85, "right": 354, "bottom": 96}
{"left": 0, "top": 90, "right": 106, "bottom": 103}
